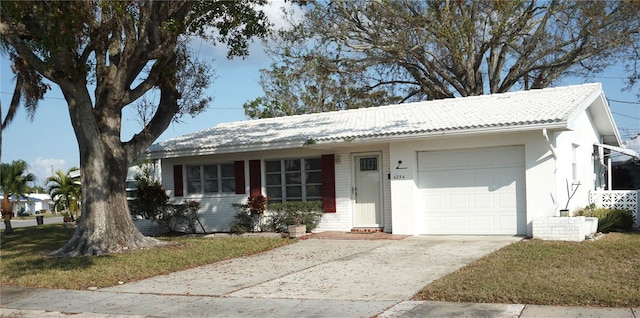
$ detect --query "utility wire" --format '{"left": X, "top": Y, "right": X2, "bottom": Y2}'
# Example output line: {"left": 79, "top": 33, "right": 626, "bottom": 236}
{"left": 608, "top": 98, "right": 640, "bottom": 105}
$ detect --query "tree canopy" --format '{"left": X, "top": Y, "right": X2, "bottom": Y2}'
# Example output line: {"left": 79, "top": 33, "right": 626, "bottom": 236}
{"left": 1, "top": 0, "right": 271, "bottom": 256}
{"left": 245, "top": 0, "right": 640, "bottom": 118}
{"left": 1, "top": 159, "right": 36, "bottom": 200}
{"left": 46, "top": 167, "right": 81, "bottom": 216}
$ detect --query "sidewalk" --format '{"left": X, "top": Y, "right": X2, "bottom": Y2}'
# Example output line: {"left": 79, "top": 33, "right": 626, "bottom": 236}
{"left": 380, "top": 300, "right": 638, "bottom": 318}
{"left": 1, "top": 287, "right": 637, "bottom": 318}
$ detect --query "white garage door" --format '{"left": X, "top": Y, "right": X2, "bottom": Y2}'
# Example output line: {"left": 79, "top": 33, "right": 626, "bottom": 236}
{"left": 417, "top": 146, "right": 526, "bottom": 235}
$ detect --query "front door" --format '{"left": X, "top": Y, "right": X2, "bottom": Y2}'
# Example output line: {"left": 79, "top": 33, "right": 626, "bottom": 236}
{"left": 354, "top": 154, "right": 381, "bottom": 226}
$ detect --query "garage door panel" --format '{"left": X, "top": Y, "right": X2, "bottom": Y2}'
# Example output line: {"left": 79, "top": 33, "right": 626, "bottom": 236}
{"left": 417, "top": 172, "right": 447, "bottom": 188}
{"left": 425, "top": 195, "right": 445, "bottom": 209}
{"left": 450, "top": 217, "right": 470, "bottom": 231}
{"left": 474, "top": 216, "right": 495, "bottom": 231}
{"left": 417, "top": 146, "right": 526, "bottom": 235}
{"left": 494, "top": 167, "right": 525, "bottom": 189}
{"left": 449, "top": 195, "right": 470, "bottom": 209}
{"left": 474, "top": 194, "right": 494, "bottom": 208}
{"left": 498, "top": 193, "right": 517, "bottom": 208}
{"left": 449, "top": 173, "right": 472, "bottom": 187}
{"left": 498, "top": 215, "right": 517, "bottom": 231}
{"left": 425, "top": 217, "right": 446, "bottom": 232}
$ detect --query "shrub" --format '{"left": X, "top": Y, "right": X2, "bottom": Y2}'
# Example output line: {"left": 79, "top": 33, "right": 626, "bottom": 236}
{"left": 228, "top": 223, "right": 248, "bottom": 235}
{"left": 264, "top": 201, "right": 323, "bottom": 233}
{"left": 229, "top": 205, "right": 260, "bottom": 233}
{"left": 165, "top": 200, "right": 205, "bottom": 234}
{"left": 575, "top": 207, "right": 634, "bottom": 233}
{"left": 229, "top": 196, "right": 269, "bottom": 233}
{"left": 129, "top": 177, "right": 169, "bottom": 220}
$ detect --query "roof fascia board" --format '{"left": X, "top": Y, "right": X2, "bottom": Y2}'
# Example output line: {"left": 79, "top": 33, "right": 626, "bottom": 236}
{"left": 594, "top": 93, "right": 623, "bottom": 146}
{"left": 566, "top": 85, "right": 601, "bottom": 124}
{"left": 566, "top": 87, "right": 623, "bottom": 146}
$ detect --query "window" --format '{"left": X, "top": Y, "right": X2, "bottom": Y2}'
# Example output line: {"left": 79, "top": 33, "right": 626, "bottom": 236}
{"left": 572, "top": 144, "right": 579, "bottom": 181}
{"left": 265, "top": 158, "right": 322, "bottom": 202}
{"left": 125, "top": 180, "right": 137, "bottom": 201}
{"left": 360, "top": 157, "right": 378, "bottom": 171}
{"left": 185, "top": 163, "right": 235, "bottom": 194}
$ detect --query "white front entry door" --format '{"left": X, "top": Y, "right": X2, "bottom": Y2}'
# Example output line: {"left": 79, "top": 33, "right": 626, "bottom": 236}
{"left": 354, "top": 155, "right": 381, "bottom": 226}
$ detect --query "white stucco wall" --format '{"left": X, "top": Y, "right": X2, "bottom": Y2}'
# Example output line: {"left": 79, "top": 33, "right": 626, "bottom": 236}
{"left": 160, "top": 144, "right": 392, "bottom": 233}
{"left": 552, "top": 110, "right": 607, "bottom": 215}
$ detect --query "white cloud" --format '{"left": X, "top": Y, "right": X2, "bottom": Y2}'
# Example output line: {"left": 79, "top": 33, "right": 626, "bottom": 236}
{"left": 261, "top": 0, "right": 303, "bottom": 30}
{"left": 30, "top": 158, "right": 70, "bottom": 187}
{"left": 623, "top": 135, "right": 640, "bottom": 152}
{"left": 193, "top": 0, "right": 302, "bottom": 67}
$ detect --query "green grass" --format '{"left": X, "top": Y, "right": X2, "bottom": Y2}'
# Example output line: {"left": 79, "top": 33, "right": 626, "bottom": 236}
{"left": 0, "top": 224, "right": 292, "bottom": 289}
{"left": 414, "top": 232, "right": 640, "bottom": 307}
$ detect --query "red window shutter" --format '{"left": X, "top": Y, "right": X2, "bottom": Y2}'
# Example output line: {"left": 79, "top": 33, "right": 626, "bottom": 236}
{"left": 173, "top": 165, "right": 183, "bottom": 197}
{"left": 234, "top": 161, "right": 246, "bottom": 194}
{"left": 249, "top": 160, "right": 262, "bottom": 197}
{"left": 321, "top": 154, "right": 336, "bottom": 213}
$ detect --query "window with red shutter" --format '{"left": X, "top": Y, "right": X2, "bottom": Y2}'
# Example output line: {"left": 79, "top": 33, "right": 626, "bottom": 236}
{"left": 249, "top": 160, "right": 262, "bottom": 197}
{"left": 173, "top": 165, "right": 183, "bottom": 197}
{"left": 321, "top": 154, "right": 336, "bottom": 213}
{"left": 234, "top": 160, "right": 245, "bottom": 194}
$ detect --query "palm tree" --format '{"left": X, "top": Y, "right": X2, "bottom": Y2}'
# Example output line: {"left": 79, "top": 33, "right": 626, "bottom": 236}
{"left": 46, "top": 167, "right": 81, "bottom": 219}
{"left": 1, "top": 160, "right": 37, "bottom": 234}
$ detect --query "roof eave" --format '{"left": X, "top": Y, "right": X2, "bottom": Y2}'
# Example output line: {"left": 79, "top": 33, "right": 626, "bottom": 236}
{"left": 147, "top": 122, "right": 569, "bottom": 158}
{"left": 146, "top": 140, "right": 310, "bottom": 160}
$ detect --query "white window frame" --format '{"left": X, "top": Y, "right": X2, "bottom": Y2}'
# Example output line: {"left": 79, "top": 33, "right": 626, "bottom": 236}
{"left": 185, "top": 163, "right": 235, "bottom": 194}
{"left": 265, "top": 157, "right": 322, "bottom": 202}
{"left": 572, "top": 144, "right": 579, "bottom": 181}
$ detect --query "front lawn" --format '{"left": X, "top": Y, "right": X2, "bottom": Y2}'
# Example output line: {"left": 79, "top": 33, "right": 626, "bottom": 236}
{"left": 0, "top": 224, "right": 292, "bottom": 289}
{"left": 414, "top": 232, "right": 640, "bottom": 307}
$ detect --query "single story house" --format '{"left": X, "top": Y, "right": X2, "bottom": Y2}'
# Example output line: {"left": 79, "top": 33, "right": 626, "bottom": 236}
{"left": 1, "top": 193, "right": 53, "bottom": 214}
{"left": 146, "top": 83, "right": 638, "bottom": 237}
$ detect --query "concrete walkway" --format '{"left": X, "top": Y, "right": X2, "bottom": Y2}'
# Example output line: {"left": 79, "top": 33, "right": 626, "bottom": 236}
{"left": 1, "top": 236, "right": 637, "bottom": 317}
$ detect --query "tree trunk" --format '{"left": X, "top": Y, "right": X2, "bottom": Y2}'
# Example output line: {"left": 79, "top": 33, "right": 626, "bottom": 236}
{"left": 2, "top": 196, "right": 13, "bottom": 234}
{"left": 3, "top": 219, "right": 13, "bottom": 234}
{"left": 51, "top": 149, "right": 164, "bottom": 257}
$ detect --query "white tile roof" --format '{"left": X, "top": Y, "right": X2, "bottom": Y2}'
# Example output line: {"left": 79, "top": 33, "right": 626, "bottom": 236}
{"left": 148, "top": 83, "right": 605, "bottom": 157}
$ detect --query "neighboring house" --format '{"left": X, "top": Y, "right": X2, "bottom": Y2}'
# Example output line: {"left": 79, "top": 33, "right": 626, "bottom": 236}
{"left": 0, "top": 193, "right": 53, "bottom": 214}
{"left": 146, "top": 83, "right": 639, "bottom": 237}
{"left": 125, "top": 162, "right": 162, "bottom": 201}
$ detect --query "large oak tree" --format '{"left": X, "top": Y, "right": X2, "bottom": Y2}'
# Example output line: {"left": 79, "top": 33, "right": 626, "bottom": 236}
{"left": 246, "top": 0, "right": 640, "bottom": 118}
{"left": 0, "top": 0, "right": 270, "bottom": 256}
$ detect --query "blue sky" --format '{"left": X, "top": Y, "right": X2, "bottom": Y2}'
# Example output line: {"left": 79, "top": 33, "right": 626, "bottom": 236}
{"left": 1, "top": 4, "right": 639, "bottom": 186}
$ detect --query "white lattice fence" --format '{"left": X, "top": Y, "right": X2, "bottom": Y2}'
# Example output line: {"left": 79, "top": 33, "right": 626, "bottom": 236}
{"left": 589, "top": 190, "right": 639, "bottom": 228}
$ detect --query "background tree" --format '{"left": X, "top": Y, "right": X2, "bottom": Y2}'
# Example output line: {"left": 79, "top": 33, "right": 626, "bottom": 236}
{"left": 243, "top": 15, "right": 403, "bottom": 118}
{"left": 247, "top": 0, "right": 640, "bottom": 117}
{"left": 1, "top": 159, "right": 36, "bottom": 234}
{"left": 46, "top": 167, "right": 81, "bottom": 218}
{"left": 1, "top": 1, "right": 271, "bottom": 256}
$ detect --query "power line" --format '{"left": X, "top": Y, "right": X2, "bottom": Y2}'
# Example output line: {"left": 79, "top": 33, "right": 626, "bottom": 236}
{"left": 612, "top": 112, "right": 640, "bottom": 120}
{"left": 608, "top": 98, "right": 640, "bottom": 105}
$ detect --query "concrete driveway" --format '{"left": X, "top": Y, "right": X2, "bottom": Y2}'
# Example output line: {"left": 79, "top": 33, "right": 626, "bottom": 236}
{"left": 103, "top": 236, "right": 518, "bottom": 301}
{"left": 98, "top": 236, "right": 518, "bottom": 316}
{"left": 1, "top": 236, "right": 521, "bottom": 317}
